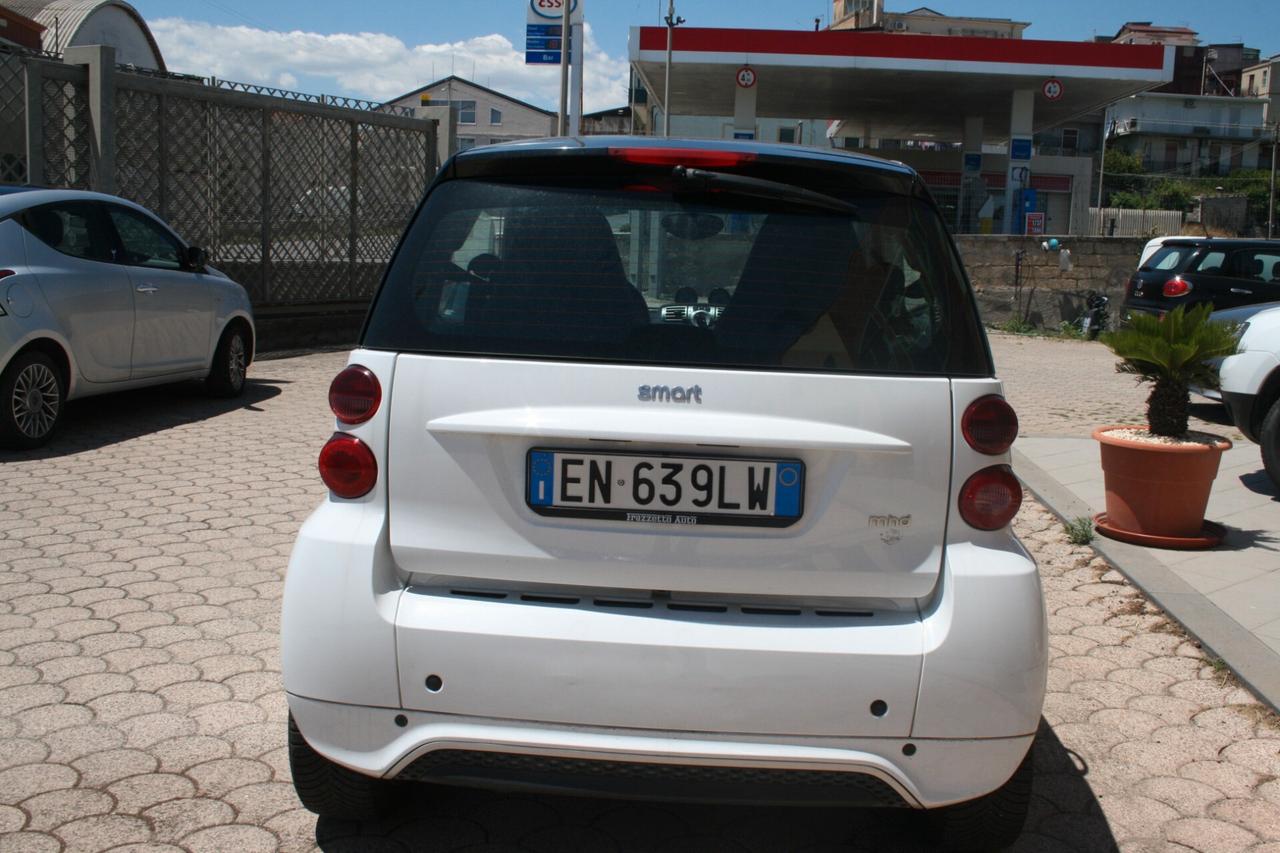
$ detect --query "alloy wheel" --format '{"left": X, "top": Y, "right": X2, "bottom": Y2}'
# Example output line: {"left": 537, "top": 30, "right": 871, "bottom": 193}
{"left": 228, "top": 334, "right": 247, "bottom": 388}
{"left": 11, "top": 362, "right": 60, "bottom": 439}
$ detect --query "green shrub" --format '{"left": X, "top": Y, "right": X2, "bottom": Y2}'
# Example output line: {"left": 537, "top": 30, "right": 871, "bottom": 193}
{"left": 1099, "top": 304, "right": 1238, "bottom": 437}
{"left": 998, "top": 317, "right": 1036, "bottom": 335}
{"left": 1064, "top": 516, "right": 1094, "bottom": 545}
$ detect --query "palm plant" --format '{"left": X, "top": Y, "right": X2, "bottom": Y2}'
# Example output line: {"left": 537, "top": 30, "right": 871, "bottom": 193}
{"left": 1100, "top": 304, "right": 1238, "bottom": 438}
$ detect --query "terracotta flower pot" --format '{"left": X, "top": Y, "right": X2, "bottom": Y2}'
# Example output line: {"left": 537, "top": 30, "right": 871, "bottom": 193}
{"left": 1092, "top": 425, "right": 1231, "bottom": 546}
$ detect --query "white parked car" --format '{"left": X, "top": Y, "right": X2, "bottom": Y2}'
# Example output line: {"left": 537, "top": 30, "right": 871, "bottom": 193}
{"left": 282, "top": 138, "right": 1047, "bottom": 851}
{"left": 1218, "top": 304, "right": 1280, "bottom": 486}
{"left": 0, "top": 188, "right": 255, "bottom": 448}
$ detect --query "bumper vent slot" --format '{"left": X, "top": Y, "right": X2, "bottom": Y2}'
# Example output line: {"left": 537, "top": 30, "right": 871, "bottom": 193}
{"left": 520, "top": 594, "right": 581, "bottom": 605}
{"left": 395, "top": 749, "right": 910, "bottom": 808}
{"left": 667, "top": 602, "right": 728, "bottom": 614}
{"left": 451, "top": 589, "right": 508, "bottom": 600}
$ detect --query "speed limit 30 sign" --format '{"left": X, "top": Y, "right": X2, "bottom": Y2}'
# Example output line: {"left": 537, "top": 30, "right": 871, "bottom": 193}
{"left": 1041, "top": 78, "right": 1064, "bottom": 101}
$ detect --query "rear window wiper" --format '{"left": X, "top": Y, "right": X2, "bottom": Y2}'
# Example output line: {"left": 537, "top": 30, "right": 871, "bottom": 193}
{"left": 671, "top": 166, "right": 858, "bottom": 216}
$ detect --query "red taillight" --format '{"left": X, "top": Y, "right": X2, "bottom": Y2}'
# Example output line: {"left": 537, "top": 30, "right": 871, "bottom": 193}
{"left": 1163, "top": 277, "right": 1192, "bottom": 297}
{"left": 0, "top": 269, "right": 15, "bottom": 280}
{"left": 961, "top": 395, "right": 1019, "bottom": 455}
{"left": 958, "top": 465, "right": 1023, "bottom": 531}
{"left": 318, "top": 433, "right": 377, "bottom": 499}
{"left": 329, "top": 365, "right": 381, "bottom": 424}
{"left": 607, "top": 147, "right": 756, "bottom": 168}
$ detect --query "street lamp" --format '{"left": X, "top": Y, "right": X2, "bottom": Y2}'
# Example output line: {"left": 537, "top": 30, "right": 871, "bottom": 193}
{"left": 663, "top": 0, "right": 685, "bottom": 137}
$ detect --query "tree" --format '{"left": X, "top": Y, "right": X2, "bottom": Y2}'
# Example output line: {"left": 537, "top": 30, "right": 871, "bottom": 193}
{"left": 1102, "top": 148, "right": 1146, "bottom": 202}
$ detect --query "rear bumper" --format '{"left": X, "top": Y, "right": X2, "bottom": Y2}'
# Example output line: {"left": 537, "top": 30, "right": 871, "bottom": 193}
{"left": 287, "top": 692, "right": 1034, "bottom": 808}
{"left": 282, "top": 502, "right": 1047, "bottom": 808}
{"left": 1120, "top": 302, "right": 1165, "bottom": 322}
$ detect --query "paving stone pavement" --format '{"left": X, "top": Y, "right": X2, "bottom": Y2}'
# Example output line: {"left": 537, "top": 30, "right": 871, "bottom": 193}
{"left": 987, "top": 332, "right": 1235, "bottom": 441}
{"left": 1, "top": 349, "right": 1279, "bottom": 853}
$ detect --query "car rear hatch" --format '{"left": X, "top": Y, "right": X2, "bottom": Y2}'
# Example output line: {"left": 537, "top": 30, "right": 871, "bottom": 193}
{"left": 364, "top": 141, "right": 993, "bottom": 731}
{"left": 1124, "top": 240, "right": 1204, "bottom": 315}
{"left": 388, "top": 355, "right": 951, "bottom": 601}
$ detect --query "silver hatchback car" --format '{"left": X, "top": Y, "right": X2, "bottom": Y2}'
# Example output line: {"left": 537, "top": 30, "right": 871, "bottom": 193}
{"left": 0, "top": 188, "right": 255, "bottom": 448}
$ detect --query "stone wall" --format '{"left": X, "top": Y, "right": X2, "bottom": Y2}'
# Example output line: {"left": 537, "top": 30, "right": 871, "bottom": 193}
{"left": 955, "top": 235, "right": 1148, "bottom": 329}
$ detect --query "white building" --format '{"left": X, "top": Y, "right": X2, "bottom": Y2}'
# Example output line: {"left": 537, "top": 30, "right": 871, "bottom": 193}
{"left": 1108, "top": 92, "right": 1269, "bottom": 175}
{"left": 384, "top": 76, "right": 555, "bottom": 152}
{"left": 830, "top": 0, "right": 1028, "bottom": 38}
{"left": 3, "top": 0, "right": 164, "bottom": 69}
{"left": 1242, "top": 55, "right": 1279, "bottom": 125}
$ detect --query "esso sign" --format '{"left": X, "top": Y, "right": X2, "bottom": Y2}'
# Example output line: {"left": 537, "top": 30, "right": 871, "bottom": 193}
{"left": 736, "top": 66, "right": 757, "bottom": 88}
{"left": 1041, "top": 78, "right": 1064, "bottom": 101}
{"left": 530, "top": 0, "right": 579, "bottom": 18}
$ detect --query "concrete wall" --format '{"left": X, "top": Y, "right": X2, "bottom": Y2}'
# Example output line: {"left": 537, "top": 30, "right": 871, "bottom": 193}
{"left": 955, "top": 235, "right": 1148, "bottom": 328}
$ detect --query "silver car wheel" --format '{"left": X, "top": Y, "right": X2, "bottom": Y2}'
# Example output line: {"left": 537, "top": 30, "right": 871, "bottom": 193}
{"left": 228, "top": 333, "right": 247, "bottom": 388}
{"left": 11, "top": 362, "right": 60, "bottom": 439}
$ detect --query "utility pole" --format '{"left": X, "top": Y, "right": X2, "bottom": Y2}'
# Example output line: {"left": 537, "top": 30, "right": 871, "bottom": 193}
{"left": 1269, "top": 121, "right": 1277, "bottom": 239}
{"left": 662, "top": 0, "right": 684, "bottom": 137}
{"left": 1096, "top": 112, "right": 1111, "bottom": 235}
{"left": 557, "top": 0, "right": 571, "bottom": 136}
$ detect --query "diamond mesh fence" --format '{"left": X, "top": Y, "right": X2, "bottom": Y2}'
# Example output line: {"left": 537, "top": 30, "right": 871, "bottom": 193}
{"left": 0, "top": 52, "right": 26, "bottom": 184}
{"left": 268, "top": 111, "right": 354, "bottom": 303}
{"left": 41, "top": 75, "right": 92, "bottom": 190}
{"left": 16, "top": 50, "right": 435, "bottom": 307}
{"left": 115, "top": 87, "right": 162, "bottom": 209}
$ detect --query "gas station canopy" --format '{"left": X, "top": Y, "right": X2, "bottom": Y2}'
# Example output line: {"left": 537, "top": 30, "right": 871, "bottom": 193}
{"left": 629, "top": 27, "right": 1174, "bottom": 141}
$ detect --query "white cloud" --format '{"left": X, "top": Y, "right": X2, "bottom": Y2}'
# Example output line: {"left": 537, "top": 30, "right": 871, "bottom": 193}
{"left": 148, "top": 18, "right": 630, "bottom": 113}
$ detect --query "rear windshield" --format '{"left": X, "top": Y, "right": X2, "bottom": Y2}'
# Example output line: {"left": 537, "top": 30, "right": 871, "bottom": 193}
{"left": 1142, "top": 245, "right": 1195, "bottom": 272}
{"left": 363, "top": 177, "right": 990, "bottom": 376}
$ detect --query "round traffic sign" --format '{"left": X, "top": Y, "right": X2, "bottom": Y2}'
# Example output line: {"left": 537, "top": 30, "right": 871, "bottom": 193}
{"left": 736, "top": 66, "right": 757, "bottom": 89}
{"left": 1041, "top": 78, "right": 1064, "bottom": 101}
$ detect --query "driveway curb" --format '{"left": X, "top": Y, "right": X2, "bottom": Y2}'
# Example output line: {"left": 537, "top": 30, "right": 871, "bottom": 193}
{"left": 1014, "top": 447, "right": 1280, "bottom": 714}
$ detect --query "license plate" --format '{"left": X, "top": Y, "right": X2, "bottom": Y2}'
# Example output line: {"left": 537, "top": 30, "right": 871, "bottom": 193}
{"left": 527, "top": 449, "right": 804, "bottom": 527}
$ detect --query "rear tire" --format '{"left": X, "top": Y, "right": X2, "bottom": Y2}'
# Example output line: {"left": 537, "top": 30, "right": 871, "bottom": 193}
{"left": 206, "top": 323, "right": 249, "bottom": 398}
{"left": 1259, "top": 397, "right": 1280, "bottom": 491}
{"left": 927, "top": 745, "right": 1034, "bottom": 852}
{"left": 0, "top": 350, "right": 65, "bottom": 449}
{"left": 288, "top": 713, "right": 404, "bottom": 820}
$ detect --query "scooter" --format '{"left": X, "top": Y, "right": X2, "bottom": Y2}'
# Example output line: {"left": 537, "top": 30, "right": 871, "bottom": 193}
{"left": 1079, "top": 290, "right": 1110, "bottom": 340}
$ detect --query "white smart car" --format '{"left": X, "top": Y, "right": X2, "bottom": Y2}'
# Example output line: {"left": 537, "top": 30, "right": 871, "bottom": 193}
{"left": 282, "top": 138, "right": 1047, "bottom": 851}
{"left": 0, "top": 187, "right": 255, "bottom": 448}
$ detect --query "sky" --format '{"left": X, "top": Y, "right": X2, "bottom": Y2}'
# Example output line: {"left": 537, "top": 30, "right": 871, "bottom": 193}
{"left": 127, "top": 1, "right": 1280, "bottom": 112}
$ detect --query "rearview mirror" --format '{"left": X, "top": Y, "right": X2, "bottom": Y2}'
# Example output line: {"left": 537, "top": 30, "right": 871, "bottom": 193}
{"left": 182, "top": 246, "right": 208, "bottom": 271}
